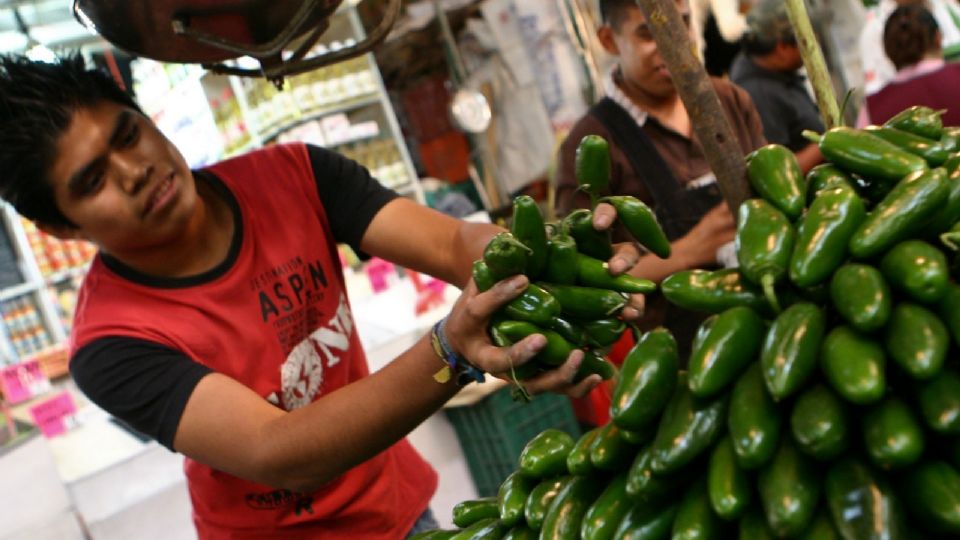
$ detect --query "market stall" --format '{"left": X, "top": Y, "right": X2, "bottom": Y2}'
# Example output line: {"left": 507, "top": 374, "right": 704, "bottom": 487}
{"left": 0, "top": 0, "right": 958, "bottom": 538}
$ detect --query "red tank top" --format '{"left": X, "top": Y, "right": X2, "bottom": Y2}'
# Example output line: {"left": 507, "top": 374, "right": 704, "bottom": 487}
{"left": 70, "top": 144, "right": 437, "bottom": 538}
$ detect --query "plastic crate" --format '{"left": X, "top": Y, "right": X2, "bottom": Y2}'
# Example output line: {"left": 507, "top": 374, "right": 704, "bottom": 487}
{"left": 444, "top": 386, "right": 582, "bottom": 497}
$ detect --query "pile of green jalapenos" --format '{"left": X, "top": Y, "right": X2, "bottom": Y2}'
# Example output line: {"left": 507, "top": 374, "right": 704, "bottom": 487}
{"left": 413, "top": 108, "right": 960, "bottom": 539}
{"left": 473, "top": 134, "right": 672, "bottom": 402}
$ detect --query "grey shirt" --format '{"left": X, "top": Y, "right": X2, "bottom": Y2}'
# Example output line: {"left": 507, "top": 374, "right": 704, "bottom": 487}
{"left": 730, "top": 52, "right": 824, "bottom": 152}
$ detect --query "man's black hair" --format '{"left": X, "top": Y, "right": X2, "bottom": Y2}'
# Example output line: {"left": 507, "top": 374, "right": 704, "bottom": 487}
{"left": 742, "top": 32, "right": 796, "bottom": 57}
{"left": 884, "top": 4, "right": 940, "bottom": 70}
{"left": 599, "top": 0, "right": 639, "bottom": 31}
{"left": 0, "top": 53, "right": 143, "bottom": 228}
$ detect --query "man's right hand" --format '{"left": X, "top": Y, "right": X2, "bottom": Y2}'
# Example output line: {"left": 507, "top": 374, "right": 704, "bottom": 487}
{"left": 677, "top": 203, "right": 737, "bottom": 268}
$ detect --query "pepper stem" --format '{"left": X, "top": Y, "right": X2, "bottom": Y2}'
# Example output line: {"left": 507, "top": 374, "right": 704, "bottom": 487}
{"left": 802, "top": 130, "right": 822, "bottom": 144}
{"left": 509, "top": 364, "right": 532, "bottom": 403}
{"left": 941, "top": 232, "right": 960, "bottom": 251}
{"left": 573, "top": 184, "right": 599, "bottom": 210}
{"left": 761, "top": 273, "right": 782, "bottom": 314}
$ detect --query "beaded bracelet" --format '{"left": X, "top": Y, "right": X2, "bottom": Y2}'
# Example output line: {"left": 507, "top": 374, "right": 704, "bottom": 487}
{"left": 430, "top": 317, "right": 485, "bottom": 386}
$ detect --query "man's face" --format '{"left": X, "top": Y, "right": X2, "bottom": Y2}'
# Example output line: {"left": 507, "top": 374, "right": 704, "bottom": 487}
{"left": 602, "top": 1, "right": 690, "bottom": 99}
{"left": 780, "top": 41, "right": 804, "bottom": 72}
{"left": 46, "top": 100, "right": 197, "bottom": 258}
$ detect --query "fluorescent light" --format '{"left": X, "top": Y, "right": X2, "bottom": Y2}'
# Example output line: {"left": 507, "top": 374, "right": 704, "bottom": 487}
{"left": 25, "top": 43, "right": 57, "bottom": 63}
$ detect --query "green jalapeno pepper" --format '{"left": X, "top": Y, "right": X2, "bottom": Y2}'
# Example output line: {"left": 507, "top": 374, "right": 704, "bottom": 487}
{"left": 805, "top": 126, "right": 929, "bottom": 183}
{"left": 581, "top": 473, "right": 631, "bottom": 540}
{"left": 580, "top": 317, "right": 626, "bottom": 348}
{"left": 650, "top": 372, "right": 728, "bottom": 474}
{"left": 473, "top": 261, "right": 561, "bottom": 326}
{"left": 575, "top": 351, "right": 617, "bottom": 381}
{"left": 510, "top": 195, "right": 548, "bottom": 278}
{"left": 409, "top": 529, "right": 458, "bottom": 540}
{"left": 501, "top": 525, "right": 536, "bottom": 540}
{"left": 482, "top": 232, "right": 531, "bottom": 280}
{"left": 927, "top": 172, "right": 960, "bottom": 236}
{"left": 728, "top": 362, "right": 782, "bottom": 470}
{"left": 864, "top": 125, "right": 950, "bottom": 166}
{"left": 805, "top": 163, "right": 854, "bottom": 206}
{"left": 940, "top": 282, "right": 960, "bottom": 346}
{"left": 575, "top": 134, "right": 611, "bottom": 201}
{"left": 613, "top": 500, "right": 678, "bottom": 539}
{"left": 707, "top": 436, "right": 751, "bottom": 520}
{"left": 543, "top": 234, "right": 578, "bottom": 285}
{"left": 735, "top": 199, "right": 795, "bottom": 312}
{"left": 626, "top": 443, "right": 695, "bottom": 502}
{"left": 687, "top": 306, "right": 765, "bottom": 399}
{"left": 617, "top": 424, "right": 655, "bottom": 446}
{"left": 758, "top": 438, "right": 821, "bottom": 539}
{"left": 790, "top": 384, "right": 849, "bottom": 461}
{"left": 900, "top": 461, "right": 960, "bottom": 535}
{"left": 760, "top": 302, "right": 826, "bottom": 401}
{"left": 885, "top": 303, "right": 948, "bottom": 379}
{"left": 821, "top": 326, "right": 886, "bottom": 405}
{"left": 545, "top": 315, "right": 587, "bottom": 348}
{"left": 518, "top": 428, "right": 576, "bottom": 479}
{"left": 799, "top": 509, "right": 842, "bottom": 540}
{"left": 566, "top": 428, "right": 602, "bottom": 476}
{"left": 449, "top": 518, "right": 507, "bottom": 540}
{"left": 738, "top": 507, "right": 777, "bottom": 540}
{"left": 745, "top": 143, "right": 806, "bottom": 220}
{"left": 829, "top": 263, "right": 892, "bottom": 333}
{"left": 611, "top": 328, "right": 679, "bottom": 431}
{"left": 661, "top": 269, "right": 769, "bottom": 314}
{"left": 671, "top": 479, "right": 724, "bottom": 539}
{"left": 850, "top": 167, "right": 949, "bottom": 259}
{"left": 880, "top": 240, "right": 949, "bottom": 304}
{"left": 825, "top": 459, "right": 909, "bottom": 540}
{"left": 884, "top": 105, "right": 945, "bottom": 140}
{"left": 589, "top": 422, "right": 640, "bottom": 472}
{"left": 452, "top": 497, "right": 500, "bottom": 528}
{"left": 941, "top": 127, "right": 960, "bottom": 153}
{"left": 498, "top": 471, "right": 536, "bottom": 527}
{"left": 789, "top": 183, "right": 866, "bottom": 288}
{"left": 562, "top": 208, "right": 613, "bottom": 261}
{"left": 525, "top": 476, "right": 569, "bottom": 530}
{"left": 575, "top": 253, "right": 656, "bottom": 294}
{"left": 598, "top": 195, "right": 672, "bottom": 258}
{"left": 540, "top": 475, "right": 605, "bottom": 540}
{"left": 916, "top": 368, "right": 960, "bottom": 434}
{"left": 863, "top": 397, "right": 925, "bottom": 470}
{"left": 536, "top": 282, "right": 626, "bottom": 319}
{"left": 494, "top": 320, "right": 572, "bottom": 368}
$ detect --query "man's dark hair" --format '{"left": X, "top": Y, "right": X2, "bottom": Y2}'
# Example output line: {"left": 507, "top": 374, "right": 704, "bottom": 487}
{"left": 884, "top": 5, "right": 940, "bottom": 70}
{"left": 742, "top": 32, "right": 796, "bottom": 57}
{"left": 0, "top": 53, "right": 143, "bottom": 228}
{"left": 599, "top": 0, "right": 639, "bottom": 31}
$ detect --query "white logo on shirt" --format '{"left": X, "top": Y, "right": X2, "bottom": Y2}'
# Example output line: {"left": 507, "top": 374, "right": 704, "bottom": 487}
{"left": 279, "top": 294, "right": 353, "bottom": 410}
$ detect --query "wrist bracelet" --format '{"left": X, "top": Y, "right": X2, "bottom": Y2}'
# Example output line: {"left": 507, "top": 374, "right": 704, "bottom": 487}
{"left": 430, "top": 317, "right": 485, "bottom": 386}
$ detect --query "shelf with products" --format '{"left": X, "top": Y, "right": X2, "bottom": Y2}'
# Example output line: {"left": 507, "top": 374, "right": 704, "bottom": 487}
{"left": 0, "top": 206, "right": 95, "bottom": 373}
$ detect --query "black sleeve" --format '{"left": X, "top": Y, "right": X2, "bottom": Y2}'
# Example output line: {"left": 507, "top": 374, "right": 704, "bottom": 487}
{"left": 306, "top": 144, "right": 399, "bottom": 254}
{"left": 70, "top": 337, "right": 213, "bottom": 451}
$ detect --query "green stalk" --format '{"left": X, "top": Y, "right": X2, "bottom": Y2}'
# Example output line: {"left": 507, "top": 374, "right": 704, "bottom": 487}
{"left": 785, "top": 0, "right": 841, "bottom": 129}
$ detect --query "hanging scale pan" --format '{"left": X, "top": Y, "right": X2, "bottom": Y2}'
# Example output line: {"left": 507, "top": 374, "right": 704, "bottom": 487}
{"left": 72, "top": 0, "right": 401, "bottom": 86}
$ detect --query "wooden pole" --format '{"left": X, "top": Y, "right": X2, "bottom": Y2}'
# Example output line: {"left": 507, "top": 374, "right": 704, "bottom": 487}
{"left": 784, "top": 0, "right": 840, "bottom": 129}
{"left": 632, "top": 0, "right": 750, "bottom": 214}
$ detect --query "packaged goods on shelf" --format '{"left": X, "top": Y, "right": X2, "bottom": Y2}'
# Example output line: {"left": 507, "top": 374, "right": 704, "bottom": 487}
{"left": 0, "top": 296, "right": 53, "bottom": 360}
{"left": 19, "top": 218, "right": 96, "bottom": 280}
